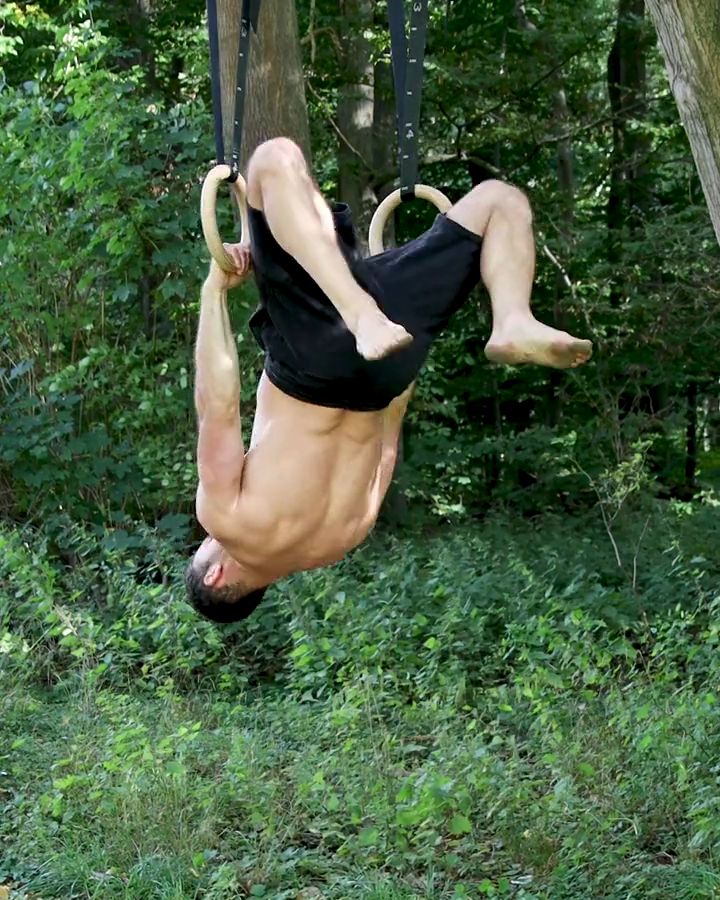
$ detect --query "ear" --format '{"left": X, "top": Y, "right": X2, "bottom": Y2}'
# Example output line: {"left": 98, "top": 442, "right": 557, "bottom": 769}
{"left": 203, "top": 562, "right": 224, "bottom": 588}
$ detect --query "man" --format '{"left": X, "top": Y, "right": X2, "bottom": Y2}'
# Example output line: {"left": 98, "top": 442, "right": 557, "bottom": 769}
{"left": 186, "top": 138, "right": 592, "bottom": 622}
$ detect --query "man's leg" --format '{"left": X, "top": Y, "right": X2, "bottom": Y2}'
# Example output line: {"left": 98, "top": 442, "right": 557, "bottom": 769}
{"left": 447, "top": 180, "right": 592, "bottom": 368}
{"left": 246, "top": 138, "right": 412, "bottom": 361}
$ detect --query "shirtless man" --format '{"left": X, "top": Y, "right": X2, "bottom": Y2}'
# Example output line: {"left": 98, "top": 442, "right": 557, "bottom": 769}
{"left": 185, "top": 138, "right": 592, "bottom": 622}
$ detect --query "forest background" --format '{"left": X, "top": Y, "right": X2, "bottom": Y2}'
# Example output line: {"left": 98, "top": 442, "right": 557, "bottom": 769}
{"left": 2, "top": 1, "right": 720, "bottom": 898}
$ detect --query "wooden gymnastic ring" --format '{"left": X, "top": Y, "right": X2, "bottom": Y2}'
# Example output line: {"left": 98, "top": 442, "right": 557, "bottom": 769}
{"left": 200, "top": 164, "right": 250, "bottom": 271}
{"left": 368, "top": 184, "right": 453, "bottom": 256}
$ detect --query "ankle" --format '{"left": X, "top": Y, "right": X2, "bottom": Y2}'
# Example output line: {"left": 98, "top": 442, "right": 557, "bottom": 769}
{"left": 491, "top": 310, "right": 534, "bottom": 333}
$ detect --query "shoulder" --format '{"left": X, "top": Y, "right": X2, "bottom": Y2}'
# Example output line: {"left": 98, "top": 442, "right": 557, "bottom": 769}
{"left": 196, "top": 481, "right": 273, "bottom": 558}
{"left": 196, "top": 483, "right": 241, "bottom": 541}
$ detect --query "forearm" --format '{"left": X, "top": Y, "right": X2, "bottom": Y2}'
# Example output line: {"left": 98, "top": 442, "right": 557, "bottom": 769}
{"left": 194, "top": 277, "right": 241, "bottom": 414}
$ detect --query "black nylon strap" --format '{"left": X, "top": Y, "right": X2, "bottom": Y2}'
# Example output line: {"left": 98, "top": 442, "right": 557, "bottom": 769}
{"left": 388, "top": 0, "right": 429, "bottom": 201}
{"left": 207, "top": 0, "right": 261, "bottom": 182}
{"left": 207, "top": 0, "right": 225, "bottom": 167}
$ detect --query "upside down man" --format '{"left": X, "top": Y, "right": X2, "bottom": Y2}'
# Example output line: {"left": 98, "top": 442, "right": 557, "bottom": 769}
{"left": 185, "top": 138, "right": 592, "bottom": 622}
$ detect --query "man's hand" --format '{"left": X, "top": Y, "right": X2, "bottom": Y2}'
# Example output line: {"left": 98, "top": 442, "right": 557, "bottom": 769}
{"left": 206, "top": 243, "right": 253, "bottom": 291}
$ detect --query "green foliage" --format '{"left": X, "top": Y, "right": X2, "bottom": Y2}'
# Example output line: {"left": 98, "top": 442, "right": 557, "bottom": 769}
{"left": 2, "top": 0, "right": 720, "bottom": 527}
{"left": 0, "top": 520, "right": 289, "bottom": 692}
{"left": 0, "top": 6, "right": 262, "bottom": 527}
{"left": 2, "top": 509, "right": 720, "bottom": 897}
{"left": 303, "top": 0, "right": 720, "bottom": 514}
{"left": 2, "top": 3, "right": 720, "bottom": 898}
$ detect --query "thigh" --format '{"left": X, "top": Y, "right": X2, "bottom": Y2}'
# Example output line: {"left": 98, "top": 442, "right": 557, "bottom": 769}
{"left": 246, "top": 138, "right": 308, "bottom": 206}
{"left": 446, "top": 180, "right": 530, "bottom": 236}
{"left": 246, "top": 138, "right": 335, "bottom": 235}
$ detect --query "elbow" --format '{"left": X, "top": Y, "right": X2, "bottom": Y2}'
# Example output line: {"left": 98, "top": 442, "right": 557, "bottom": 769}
{"left": 195, "top": 389, "right": 239, "bottom": 420}
{"left": 194, "top": 372, "right": 239, "bottom": 411}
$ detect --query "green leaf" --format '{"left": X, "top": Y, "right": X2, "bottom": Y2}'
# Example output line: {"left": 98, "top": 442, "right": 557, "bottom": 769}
{"left": 358, "top": 826, "right": 380, "bottom": 847}
{"left": 449, "top": 814, "right": 472, "bottom": 835}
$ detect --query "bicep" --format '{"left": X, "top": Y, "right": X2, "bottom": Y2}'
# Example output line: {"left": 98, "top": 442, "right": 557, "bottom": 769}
{"left": 196, "top": 404, "right": 245, "bottom": 508}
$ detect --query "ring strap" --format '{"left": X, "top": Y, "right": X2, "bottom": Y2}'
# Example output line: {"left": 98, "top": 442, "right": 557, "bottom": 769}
{"left": 388, "top": 0, "right": 430, "bottom": 201}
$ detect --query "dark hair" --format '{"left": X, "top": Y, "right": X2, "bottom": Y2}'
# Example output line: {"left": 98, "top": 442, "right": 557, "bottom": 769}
{"left": 184, "top": 561, "right": 267, "bottom": 623}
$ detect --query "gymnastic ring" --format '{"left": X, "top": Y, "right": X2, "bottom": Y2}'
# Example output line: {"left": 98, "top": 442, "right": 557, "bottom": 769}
{"left": 200, "top": 164, "right": 250, "bottom": 272}
{"left": 368, "top": 184, "right": 452, "bottom": 256}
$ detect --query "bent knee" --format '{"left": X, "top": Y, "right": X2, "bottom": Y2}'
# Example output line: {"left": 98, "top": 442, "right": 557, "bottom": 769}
{"left": 449, "top": 179, "right": 532, "bottom": 237}
{"left": 248, "top": 138, "right": 306, "bottom": 180}
{"left": 476, "top": 179, "right": 532, "bottom": 223}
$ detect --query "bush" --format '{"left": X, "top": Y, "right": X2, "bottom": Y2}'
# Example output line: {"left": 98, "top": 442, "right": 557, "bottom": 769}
{"left": 4, "top": 500, "right": 719, "bottom": 701}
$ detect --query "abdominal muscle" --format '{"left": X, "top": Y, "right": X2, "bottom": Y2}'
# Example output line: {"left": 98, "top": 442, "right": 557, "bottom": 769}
{"left": 226, "top": 373, "right": 392, "bottom": 576}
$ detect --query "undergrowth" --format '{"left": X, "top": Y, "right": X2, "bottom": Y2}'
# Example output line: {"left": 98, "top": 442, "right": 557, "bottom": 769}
{"left": 2, "top": 503, "right": 720, "bottom": 898}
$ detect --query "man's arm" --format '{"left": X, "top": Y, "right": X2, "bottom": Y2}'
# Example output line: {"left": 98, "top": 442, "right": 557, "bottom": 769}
{"left": 194, "top": 247, "right": 251, "bottom": 524}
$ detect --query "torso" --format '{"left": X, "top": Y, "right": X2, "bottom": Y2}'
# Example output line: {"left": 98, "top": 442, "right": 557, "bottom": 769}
{"left": 219, "top": 373, "right": 404, "bottom": 579}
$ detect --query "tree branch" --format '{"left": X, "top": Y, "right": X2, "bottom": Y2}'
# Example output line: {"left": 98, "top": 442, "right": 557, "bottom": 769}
{"left": 305, "top": 79, "right": 373, "bottom": 172}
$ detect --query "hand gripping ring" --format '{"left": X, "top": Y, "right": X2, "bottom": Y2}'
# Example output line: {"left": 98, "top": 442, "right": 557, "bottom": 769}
{"left": 368, "top": 184, "right": 452, "bottom": 256}
{"left": 200, "top": 164, "right": 250, "bottom": 271}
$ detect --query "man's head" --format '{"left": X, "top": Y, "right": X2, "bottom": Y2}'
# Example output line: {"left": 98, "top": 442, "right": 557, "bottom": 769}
{"left": 185, "top": 536, "right": 268, "bottom": 623}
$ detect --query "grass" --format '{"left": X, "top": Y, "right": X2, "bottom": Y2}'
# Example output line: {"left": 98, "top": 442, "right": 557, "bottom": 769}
{"left": 3, "top": 675, "right": 720, "bottom": 898}
{"left": 2, "top": 502, "right": 720, "bottom": 898}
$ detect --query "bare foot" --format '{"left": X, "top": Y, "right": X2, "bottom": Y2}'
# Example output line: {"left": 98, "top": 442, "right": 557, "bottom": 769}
{"left": 484, "top": 314, "right": 593, "bottom": 369}
{"left": 355, "top": 310, "right": 413, "bottom": 361}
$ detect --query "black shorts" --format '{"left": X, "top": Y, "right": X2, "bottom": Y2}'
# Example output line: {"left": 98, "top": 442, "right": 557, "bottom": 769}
{"left": 248, "top": 202, "right": 481, "bottom": 412}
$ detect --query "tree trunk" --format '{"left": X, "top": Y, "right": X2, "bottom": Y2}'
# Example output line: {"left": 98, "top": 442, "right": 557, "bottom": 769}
{"left": 606, "top": 0, "right": 651, "bottom": 292}
{"left": 337, "top": 0, "right": 375, "bottom": 245}
{"left": 217, "top": 0, "right": 311, "bottom": 172}
{"left": 373, "top": 54, "right": 407, "bottom": 523}
{"left": 685, "top": 379, "right": 698, "bottom": 494}
{"left": 546, "top": 81, "right": 575, "bottom": 429}
{"left": 135, "top": 0, "right": 156, "bottom": 85}
{"left": 646, "top": 0, "right": 720, "bottom": 247}
{"left": 704, "top": 385, "right": 720, "bottom": 450}
{"left": 514, "top": 1, "right": 575, "bottom": 428}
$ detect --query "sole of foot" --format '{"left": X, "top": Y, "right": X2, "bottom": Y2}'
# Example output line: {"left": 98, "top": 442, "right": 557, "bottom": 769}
{"left": 484, "top": 337, "right": 593, "bottom": 369}
{"left": 355, "top": 313, "right": 413, "bottom": 361}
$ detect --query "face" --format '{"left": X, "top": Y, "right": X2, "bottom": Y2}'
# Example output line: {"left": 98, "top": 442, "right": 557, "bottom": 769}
{"left": 192, "top": 536, "right": 246, "bottom": 590}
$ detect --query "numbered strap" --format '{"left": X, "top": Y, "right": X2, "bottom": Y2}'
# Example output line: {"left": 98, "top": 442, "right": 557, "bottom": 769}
{"left": 206, "top": 0, "right": 261, "bottom": 181}
{"left": 388, "top": 0, "right": 430, "bottom": 201}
